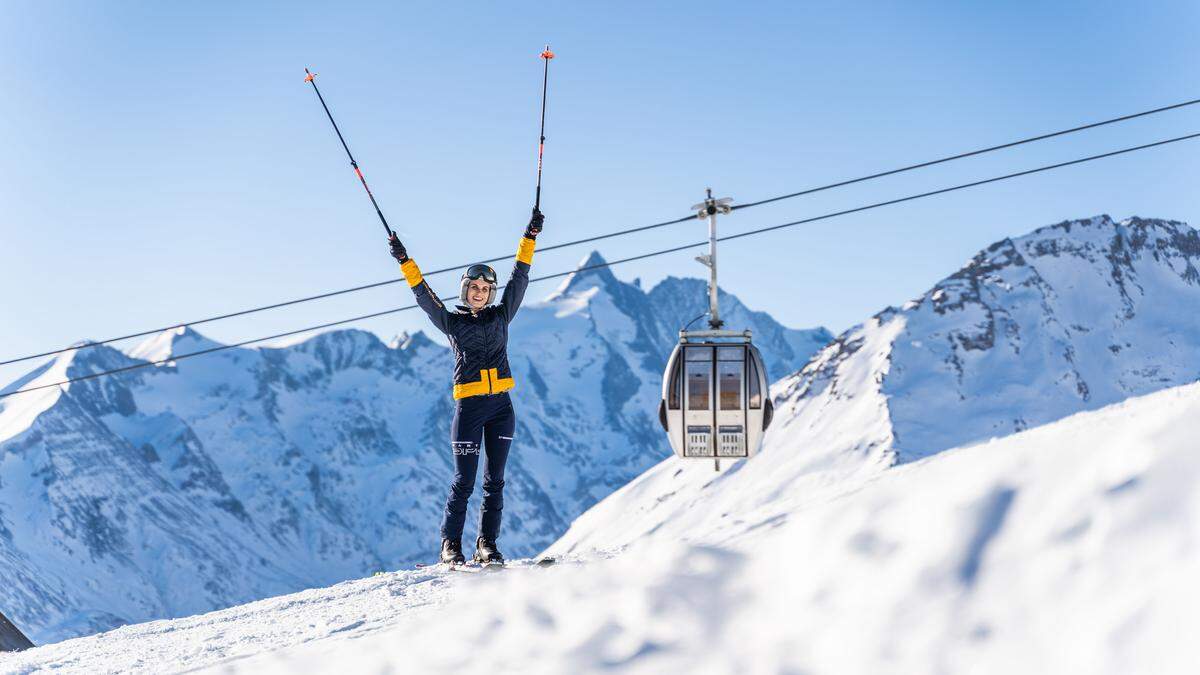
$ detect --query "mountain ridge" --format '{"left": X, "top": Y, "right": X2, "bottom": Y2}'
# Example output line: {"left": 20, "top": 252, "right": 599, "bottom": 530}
{"left": 550, "top": 214, "right": 1200, "bottom": 557}
{"left": 0, "top": 253, "right": 828, "bottom": 644}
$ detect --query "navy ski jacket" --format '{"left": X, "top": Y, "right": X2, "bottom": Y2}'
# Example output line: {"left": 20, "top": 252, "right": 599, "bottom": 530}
{"left": 400, "top": 235, "right": 535, "bottom": 400}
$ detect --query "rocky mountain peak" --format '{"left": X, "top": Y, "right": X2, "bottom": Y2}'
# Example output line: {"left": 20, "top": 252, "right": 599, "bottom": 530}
{"left": 127, "top": 326, "right": 224, "bottom": 363}
{"left": 793, "top": 214, "right": 1200, "bottom": 466}
{"left": 0, "top": 245, "right": 831, "bottom": 645}
{"left": 287, "top": 328, "right": 391, "bottom": 373}
{"left": 550, "top": 251, "right": 622, "bottom": 297}
{"left": 388, "top": 331, "right": 436, "bottom": 352}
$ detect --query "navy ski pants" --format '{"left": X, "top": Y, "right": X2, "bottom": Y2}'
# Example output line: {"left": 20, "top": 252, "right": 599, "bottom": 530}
{"left": 441, "top": 392, "right": 515, "bottom": 542}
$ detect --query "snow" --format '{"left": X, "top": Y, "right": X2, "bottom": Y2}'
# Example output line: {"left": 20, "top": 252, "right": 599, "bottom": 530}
{"left": 4, "top": 215, "right": 1197, "bottom": 670}
{"left": 5, "top": 381, "right": 1197, "bottom": 674}
{"left": 547, "top": 311, "right": 907, "bottom": 555}
{"left": 880, "top": 215, "right": 1200, "bottom": 462}
{"left": 0, "top": 253, "right": 826, "bottom": 645}
{"left": 0, "top": 367, "right": 64, "bottom": 445}
{"left": 546, "top": 284, "right": 599, "bottom": 318}
{"left": 125, "top": 327, "right": 224, "bottom": 363}
{"left": 0, "top": 342, "right": 116, "bottom": 444}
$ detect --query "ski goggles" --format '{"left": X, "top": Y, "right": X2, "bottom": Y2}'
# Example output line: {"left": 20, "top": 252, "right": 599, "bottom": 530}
{"left": 463, "top": 264, "right": 498, "bottom": 284}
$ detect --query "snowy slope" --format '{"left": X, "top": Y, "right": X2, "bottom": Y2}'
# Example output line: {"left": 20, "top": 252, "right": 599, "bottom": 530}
{"left": 884, "top": 215, "right": 1200, "bottom": 461}
{"left": 0, "top": 255, "right": 829, "bottom": 645}
{"left": 5, "top": 213, "right": 1196, "bottom": 657}
{"left": 5, "top": 380, "right": 1197, "bottom": 674}
{"left": 551, "top": 215, "right": 1200, "bottom": 556}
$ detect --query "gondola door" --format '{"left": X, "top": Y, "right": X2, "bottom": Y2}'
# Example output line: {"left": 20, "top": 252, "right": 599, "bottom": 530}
{"left": 716, "top": 346, "right": 748, "bottom": 457}
{"left": 682, "top": 346, "right": 715, "bottom": 457}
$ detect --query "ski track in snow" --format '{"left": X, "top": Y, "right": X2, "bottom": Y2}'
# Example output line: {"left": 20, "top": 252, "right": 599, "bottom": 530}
{"left": 5, "top": 382, "right": 1199, "bottom": 674}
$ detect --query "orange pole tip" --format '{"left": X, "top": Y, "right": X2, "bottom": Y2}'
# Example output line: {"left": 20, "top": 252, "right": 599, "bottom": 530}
{"left": 541, "top": 47, "right": 555, "bottom": 60}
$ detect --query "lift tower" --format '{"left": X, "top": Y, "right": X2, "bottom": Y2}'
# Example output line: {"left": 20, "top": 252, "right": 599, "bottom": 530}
{"left": 690, "top": 188, "right": 734, "bottom": 329}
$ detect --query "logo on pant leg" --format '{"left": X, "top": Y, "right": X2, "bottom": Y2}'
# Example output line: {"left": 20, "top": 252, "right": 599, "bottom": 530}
{"left": 452, "top": 441, "right": 480, "bottom": 455}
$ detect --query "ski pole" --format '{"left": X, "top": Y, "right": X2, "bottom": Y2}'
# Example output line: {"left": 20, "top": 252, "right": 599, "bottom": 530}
{"left": 534, "top": 45, "right": 555, "bottom": 212}
{"left": 303, "top": 68, "right": 394, "bottom": 238}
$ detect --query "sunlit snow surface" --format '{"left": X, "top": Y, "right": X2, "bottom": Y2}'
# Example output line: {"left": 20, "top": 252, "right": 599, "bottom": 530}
{"left": 4, "top": 215, "right": 1199, "bottom": 666}
{"left": 4, "top": 382, "right": 1196, "bottom": 674}
{"left": 0, "top": 255, "right": 830, "bottom": 645}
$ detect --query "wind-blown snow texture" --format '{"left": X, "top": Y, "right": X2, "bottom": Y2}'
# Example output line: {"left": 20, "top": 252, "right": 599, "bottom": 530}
{"left": 0, "top": 254, "right": 830, "bottom": 645}
{"left": 4, "top": 214, "right": 1198, "bottom": 669}
{"left": 553, "top": 215, "right": 1200, "bottom": 557}
{"left": 5, "top": 378, "right": 1197, "bottom": 674}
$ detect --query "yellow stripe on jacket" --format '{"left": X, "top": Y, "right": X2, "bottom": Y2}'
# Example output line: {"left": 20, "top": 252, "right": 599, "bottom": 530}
{"left": 400, "top": 259, "right": 423, "bottom": 287}
{"left": 453, "top": 368, "right": 516, "bottom": 400}
{"left": 516, "top": 237, "right": 536, "bottom": 265}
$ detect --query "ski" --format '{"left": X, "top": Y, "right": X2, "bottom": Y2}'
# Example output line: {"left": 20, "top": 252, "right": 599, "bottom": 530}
{"left": 0, "top": 608, "right": 34, "bottom": 652}
{"left": 414, "top": 561, "right": 487, "bottom": 573}
{"left": 412, "top": 556, "right": 556, "bottom": 572}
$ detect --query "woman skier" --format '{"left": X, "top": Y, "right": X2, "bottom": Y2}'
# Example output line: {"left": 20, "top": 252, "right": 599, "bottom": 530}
{"left": 387, "top": 209, "right": 544, "bottom": 566}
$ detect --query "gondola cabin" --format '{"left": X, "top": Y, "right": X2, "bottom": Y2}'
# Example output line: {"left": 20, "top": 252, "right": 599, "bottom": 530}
{"left": 658, "top": 329, "right": 773, "bottom": 463}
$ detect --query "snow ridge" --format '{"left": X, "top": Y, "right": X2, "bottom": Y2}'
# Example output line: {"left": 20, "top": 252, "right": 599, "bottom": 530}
{"left": 0, "top": 256, "right": 828, "bottom": 645}
{"left": 550, "top": 214, "right": 1200, "bottom": 556}
{"left": 10, "top": 379, "right": 1199, "bottom": 674}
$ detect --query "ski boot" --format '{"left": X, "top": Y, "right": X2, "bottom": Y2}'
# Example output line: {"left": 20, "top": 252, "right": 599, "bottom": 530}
{"left": 474, "top": 536, "right": 505, "bottom": 566}
{"left": 440, "top": 538, "right": 466, "bottom": 566}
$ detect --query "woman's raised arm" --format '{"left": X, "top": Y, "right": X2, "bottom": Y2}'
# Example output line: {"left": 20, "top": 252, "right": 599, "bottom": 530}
{"left": 500, "top": 209, "right": 544, "bottom": 323}
{"left": 390, "top": 234, "right": 453, "bottom": 334}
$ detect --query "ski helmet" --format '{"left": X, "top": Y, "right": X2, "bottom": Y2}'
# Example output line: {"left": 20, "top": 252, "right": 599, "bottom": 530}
{"left": 460, "top": 263, "right": 498, "bottom": 305}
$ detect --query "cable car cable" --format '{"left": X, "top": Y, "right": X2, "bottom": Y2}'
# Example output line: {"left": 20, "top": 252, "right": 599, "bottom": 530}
{"left": 4, "top": 130, "right": 1195, "bottom": 400}
{"left": 3, "top": 97, "right": 1194, "bottom": 368}
{"left": 0, "top": 213, "right": 696, "bottom": 368}
{"left": 1, "top": 246, "right": 702, "bottom": 399}
{"left": 720, "top": 131, "right": 1200, "bottom": 244}
{"left": 731, "top": 96, "right": 1200, "bottom": 212}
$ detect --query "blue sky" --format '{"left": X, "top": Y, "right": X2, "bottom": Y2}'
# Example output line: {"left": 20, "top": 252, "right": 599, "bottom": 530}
{"left": 2, "top": 1, "right": 1198, "bottom": 384}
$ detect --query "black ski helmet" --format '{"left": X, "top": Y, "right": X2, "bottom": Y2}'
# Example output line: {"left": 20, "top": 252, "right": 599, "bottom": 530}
{"left": 460, "top": 263, "right": 498, "bottom": 305}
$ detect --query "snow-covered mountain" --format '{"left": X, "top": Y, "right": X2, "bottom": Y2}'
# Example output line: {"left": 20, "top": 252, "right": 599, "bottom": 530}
{"left": 0, "top": 253, "right": 830, "bottom": 645}
{"left": 7, "top": 377, "right": 1198, "bottom": 674}
{"left": 550, "top": 214, "right": 1200, "bottom": 556}
{"left": 882, "top": 214, "right": 1200, "bottom": 462}
{"left": 6, "top": 213, "right": 1196, "bottom": 661}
